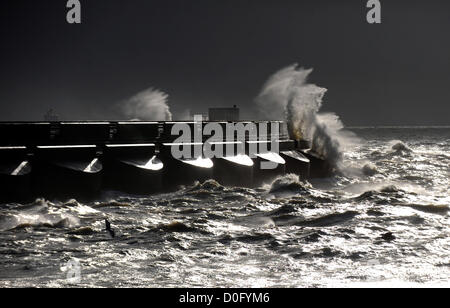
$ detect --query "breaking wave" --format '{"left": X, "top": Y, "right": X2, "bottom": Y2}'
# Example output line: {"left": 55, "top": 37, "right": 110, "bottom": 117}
{"left": 256, "top": 64, "right": 359, "bottom": 169}
{"left": 121, "top": 88, "right": 172, "bottom": 121}
{"left": 390, "top": 140, "right": 413, "bottom": 154}
{"left": 362, "top": 162, "right": 379, "bottom": 176}
{"left": 0, "top": 208, "right": 79, "bottom": 231}
{"left": 269, "top": 174, "right": 311, "bottom": 195}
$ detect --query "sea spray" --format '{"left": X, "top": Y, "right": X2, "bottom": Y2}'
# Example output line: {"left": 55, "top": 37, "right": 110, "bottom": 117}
{"left": 256, "top": 64, "right": 358, "bottom": 168}
{"left": 256, "top": 66, "right": 313, "bottom": 121}
{"left": 121, "top": 88, "right": 172, "bottom": 121}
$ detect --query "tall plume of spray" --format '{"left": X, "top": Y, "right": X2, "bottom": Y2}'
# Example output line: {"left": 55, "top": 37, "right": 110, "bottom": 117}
{"left": 256, "top": 64, "right": 358, "bottom": 169}
{"left": 121, "top": 88, "right": 172, "bottom": 121}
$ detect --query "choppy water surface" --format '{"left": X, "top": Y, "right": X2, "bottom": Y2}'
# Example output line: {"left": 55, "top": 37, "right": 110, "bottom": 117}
{"left": 0, "top": 127, "right": 449, "bottom": 287}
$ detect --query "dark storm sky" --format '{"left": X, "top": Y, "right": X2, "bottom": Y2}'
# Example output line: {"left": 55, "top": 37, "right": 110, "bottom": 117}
{"left": 1, "top": 0, "right": 449, "bottom": 125}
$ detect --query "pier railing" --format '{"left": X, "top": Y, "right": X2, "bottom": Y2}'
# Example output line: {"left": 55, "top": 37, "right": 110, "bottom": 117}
{"left": 0, "top": 121, "right": 290, "bottom": 147}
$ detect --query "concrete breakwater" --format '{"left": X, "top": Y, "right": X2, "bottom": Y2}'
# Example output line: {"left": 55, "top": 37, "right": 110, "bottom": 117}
{"left": 0, "top": 121, "right": 328, "bottom": 201}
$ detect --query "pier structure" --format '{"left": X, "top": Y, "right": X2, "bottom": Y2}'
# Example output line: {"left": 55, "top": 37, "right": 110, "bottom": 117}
{"left": 0, "top": 121, "right": 327, "bottom": 201}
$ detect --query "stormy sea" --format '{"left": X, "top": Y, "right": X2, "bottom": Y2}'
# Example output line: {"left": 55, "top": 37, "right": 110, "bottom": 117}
{"left": 0, "top": 126, "right": 448, "bottom": 288}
